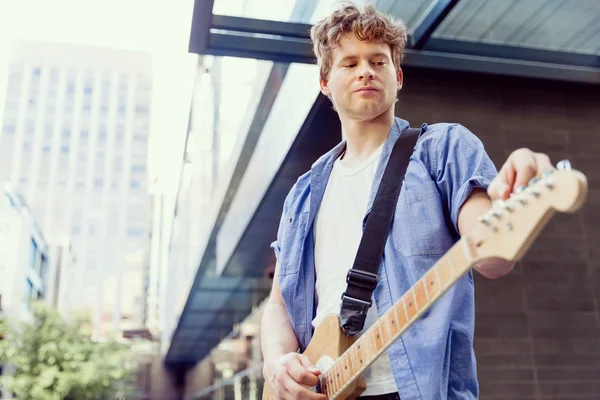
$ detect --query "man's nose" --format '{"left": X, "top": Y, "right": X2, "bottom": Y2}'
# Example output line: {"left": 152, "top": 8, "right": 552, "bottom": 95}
{"left": 358, "top": 63, "right": 375, "bottom": 80}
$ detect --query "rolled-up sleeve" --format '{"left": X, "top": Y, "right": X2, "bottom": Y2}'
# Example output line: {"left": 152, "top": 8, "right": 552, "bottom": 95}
{"left": 270, "top": 183, "right": 297, "bottom": 261}
{"left": 433, "top": 124, "right": 498, "bottom": 233}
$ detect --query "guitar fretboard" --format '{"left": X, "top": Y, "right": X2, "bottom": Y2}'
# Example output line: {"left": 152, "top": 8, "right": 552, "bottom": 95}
{"left": 321, "top": 237, "right": 478, "bottom": 399}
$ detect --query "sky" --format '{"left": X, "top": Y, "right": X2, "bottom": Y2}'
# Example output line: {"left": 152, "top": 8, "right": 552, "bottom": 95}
{"left": 0, "top": 0, "right": 339, "bottom": 194}
{"left": 0, "top": 0, "right": 199, "bottom": 192}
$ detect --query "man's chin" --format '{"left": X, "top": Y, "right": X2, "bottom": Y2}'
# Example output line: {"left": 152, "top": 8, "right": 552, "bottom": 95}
{"left": 348, "top": 105, "right": 391, "bottom": 121}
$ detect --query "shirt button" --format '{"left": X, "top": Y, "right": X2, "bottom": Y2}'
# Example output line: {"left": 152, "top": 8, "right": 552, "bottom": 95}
{"left": 288, "top": 217, "right": 293, "bottom": 223}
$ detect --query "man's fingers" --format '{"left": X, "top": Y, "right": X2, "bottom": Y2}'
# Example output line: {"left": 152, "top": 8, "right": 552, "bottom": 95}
{"left": 487, "top": 177, "right": 510, "bottom": 201}
{"left": 534, "top": 152, "right": 554, "bottom": 175}
{"left": 511, "top": 150, "right": 538, "bottom": 191}
{"left": 283, "top": 375, "right": 327, "bottom": 400}
{"left": 299, "top": 355, "right": 321, "bottom": 375}
{"left": 288, "top": 360, "right": 319, "bottom": 387}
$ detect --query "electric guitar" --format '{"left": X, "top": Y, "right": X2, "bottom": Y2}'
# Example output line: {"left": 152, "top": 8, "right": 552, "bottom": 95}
{"left": 262, "top": 162, "right": 588, "bottom": 400}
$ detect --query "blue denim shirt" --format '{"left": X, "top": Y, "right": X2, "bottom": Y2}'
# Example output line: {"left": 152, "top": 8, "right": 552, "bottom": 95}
{"left": 271, "top": 117, "right": 498, "bottom": 399}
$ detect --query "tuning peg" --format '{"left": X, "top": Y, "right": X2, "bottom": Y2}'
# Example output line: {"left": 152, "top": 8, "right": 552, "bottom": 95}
{"left": 477, "top": 215, "right": 491, "bottom": 226}
{"left": 510, "top": 192, "right": 528, "bottom": 205}
{"left": 556, "top": 160, "right": 571, "bottom": 170}
{"left": 495, "top": 199, "right": 514, "bottom": 213}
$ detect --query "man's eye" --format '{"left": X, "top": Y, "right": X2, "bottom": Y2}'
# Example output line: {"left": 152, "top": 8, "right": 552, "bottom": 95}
{"left": 373, "top": 61, "right": 385, "bottom": 66}
{"left": 344, "top": 64, "right": 356, "bottom": 68}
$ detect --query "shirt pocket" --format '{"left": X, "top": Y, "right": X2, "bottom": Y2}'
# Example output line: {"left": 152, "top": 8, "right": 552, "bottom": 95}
{"left": 391, "top": 179, "right": 448, "bottom": 257}
{"left": 278, "top": 211, "right": 309, "bottom": 275}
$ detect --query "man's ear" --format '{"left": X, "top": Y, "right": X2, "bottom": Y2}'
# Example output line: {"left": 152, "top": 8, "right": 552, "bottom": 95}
{"left": 396, "top": 67, "right": 403, "bottom": 91}
{"left": 320, "top": 78, "right": 330, "bottom": 97}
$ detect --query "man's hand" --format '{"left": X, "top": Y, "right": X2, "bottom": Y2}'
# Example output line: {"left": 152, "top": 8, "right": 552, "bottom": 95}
{"left": 263, "top": 353, "right": 328, "bottom": 400}
{"left": 470, "top": 148, "right": 554, "bottom": 279}
{"left": 488, "top": 148, "right": 555, "bottom": 201}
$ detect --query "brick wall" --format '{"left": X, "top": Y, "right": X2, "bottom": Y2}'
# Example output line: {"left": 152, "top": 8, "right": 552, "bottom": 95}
{"left": 397, "top": 69, "right": 600, "bottom": 399}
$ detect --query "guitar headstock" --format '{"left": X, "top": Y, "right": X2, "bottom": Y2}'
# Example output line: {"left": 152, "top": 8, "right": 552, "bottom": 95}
{"left": 474, "top": 160, "right": 588, "bottom": 262}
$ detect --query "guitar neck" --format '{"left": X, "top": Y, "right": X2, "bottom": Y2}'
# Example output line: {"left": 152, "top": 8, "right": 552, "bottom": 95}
{"left": 322, "top": 237, "right": 479, "bottom": 398}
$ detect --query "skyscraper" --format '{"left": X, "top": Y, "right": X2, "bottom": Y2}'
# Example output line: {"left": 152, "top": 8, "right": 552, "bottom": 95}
{"left": 0, "top": 40, "right": 153, "bottom": 336}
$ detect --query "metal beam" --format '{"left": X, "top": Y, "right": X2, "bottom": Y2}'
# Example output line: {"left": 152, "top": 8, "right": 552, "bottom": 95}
{"left": 205, "top": 30, "right": 600, "bottom": 84}
{"left": 211, "top": 14, "right": 311, "bottom": 39}
{"left": 424, "top": 38, "right": 600, "bottom": 69}
{"left": 189, "top": 11, "right": 600, "bottom": 85}
{"left": 207, "top": 31, "right": 314, "bottom": 64}
{"left": 411, "top": 0, "right": 460, "bottom": 49}
{"left": 188, "top": 0, "right": 216, "bottom": 54}
{"left": 402, "top": 48, "right": 600, "bottom": 85}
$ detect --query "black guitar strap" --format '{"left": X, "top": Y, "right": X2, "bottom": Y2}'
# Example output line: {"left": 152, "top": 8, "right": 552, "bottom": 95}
{"left": 339, "top": 126, "right": 422, "bottom": 336}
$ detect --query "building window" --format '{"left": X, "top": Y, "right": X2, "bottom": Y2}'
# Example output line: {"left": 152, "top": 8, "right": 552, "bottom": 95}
{"left": 39, "top": 254, "right": 48, "bottom": 281}
{"left": 130, "top": 180, "right": 140, "bottom": 189}
{"left": 94, "top": 178, "right": 103, "bottom": 188}
{"left": 30, "top": 239, "right": 38, "bottom": 268}
{"left": 131, "top": 165, "right": 145, "bottom": 173}
{"left": 24, "top": 279, "right": 33, "bottom": 309}
{"left": 60, "top": 146, "right": 69, "bottom": 153}
{"left": 25, "top": 122, "right": 35, "bottom": 136}
{"left": 1, "top": 124, "right": 15, "bottom": 134}
{"left": 127, "top": 228, "right": 144, "bottom": 237}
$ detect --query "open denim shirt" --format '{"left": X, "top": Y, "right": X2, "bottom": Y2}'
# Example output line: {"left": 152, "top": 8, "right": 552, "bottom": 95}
{"left": 271, "top": 117, "right": 498, "bottom": 399}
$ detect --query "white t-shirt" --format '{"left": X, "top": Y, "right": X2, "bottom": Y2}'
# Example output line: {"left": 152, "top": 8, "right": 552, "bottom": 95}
{"left": 312, "top": 143, "right": 398, "bottom": 396}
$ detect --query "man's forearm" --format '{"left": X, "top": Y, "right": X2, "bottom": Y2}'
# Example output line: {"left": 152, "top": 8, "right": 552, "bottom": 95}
{"left": 261, "top": 300, "right": 299, "bottom": 361}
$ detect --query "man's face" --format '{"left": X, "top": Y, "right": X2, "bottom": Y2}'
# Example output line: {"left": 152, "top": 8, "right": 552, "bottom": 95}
{"left": 320, "top": 33, "right": 402, "bottom": 121}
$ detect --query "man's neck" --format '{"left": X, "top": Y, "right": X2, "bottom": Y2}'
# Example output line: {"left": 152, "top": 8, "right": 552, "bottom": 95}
{"left": 340, "top": 110, "right": 394, "bottom": 168}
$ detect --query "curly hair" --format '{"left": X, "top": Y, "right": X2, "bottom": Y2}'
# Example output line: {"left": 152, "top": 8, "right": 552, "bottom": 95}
{"left": 310, "top": 2, "right": 408, "bottom": 81}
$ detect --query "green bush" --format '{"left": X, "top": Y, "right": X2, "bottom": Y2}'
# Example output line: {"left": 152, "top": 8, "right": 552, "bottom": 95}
{"left": 0, "top": 303, "right": 136, "bottom": 400}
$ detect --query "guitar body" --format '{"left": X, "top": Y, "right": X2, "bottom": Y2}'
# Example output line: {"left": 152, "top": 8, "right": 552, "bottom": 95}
{"left": 262, "top": 314, "right": 366, "bottom": 400}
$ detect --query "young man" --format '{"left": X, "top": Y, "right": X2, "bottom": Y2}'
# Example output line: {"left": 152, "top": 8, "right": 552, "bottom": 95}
{"left": 261, "top": 3, "right": 553, "bottom": 400}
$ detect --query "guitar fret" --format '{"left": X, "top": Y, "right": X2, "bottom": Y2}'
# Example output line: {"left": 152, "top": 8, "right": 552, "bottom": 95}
{"left": 402, "top": 297, "right": 409, "bottom": 321}
{"left": 333, "top": 365, "right": 341, "bottom": 392}
{"left": 406, "top": 291, "right": 416, "bottom": 320}
{"left": 410, "top": 287, "right": 419, "bottom": 312}
{"left": 374, "top": 323, "right": 384, "bottom": 351}
{"left": 434, "top": 265, "right": 443, "bottom": 292}
{"left": 348, "top": 350, "right": 355, "bottom": 378}
{"left": 351, "top": 346, "right": 359, "bottom": 376}
{"left": 422, "top": 277, "right": 430, "bottom": 301}
{"left": 425, "top": 269, "right": 440, "bottom": 301}
{"left": 381, "top": 315, "right": 392, "bottom": 344}
{"left": 355, "top": 341, "right": 365, "bottom": 371}
{"left": 370, "top": 329, "right": 378, "bottom": 355}
{"left": 341, "top": 353, "right": 349, "bottom": 383}
{"left": 389, "top": 304, "right": 400, "bottom": 337}
{"left": 448, "top": 248, "right": 458, "bottom": 279}
{"left": 438, "top": 257, "right": 452, "bottom": 289}
{"left": 323, "top": 373, "right": 331, "bottom": 398}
